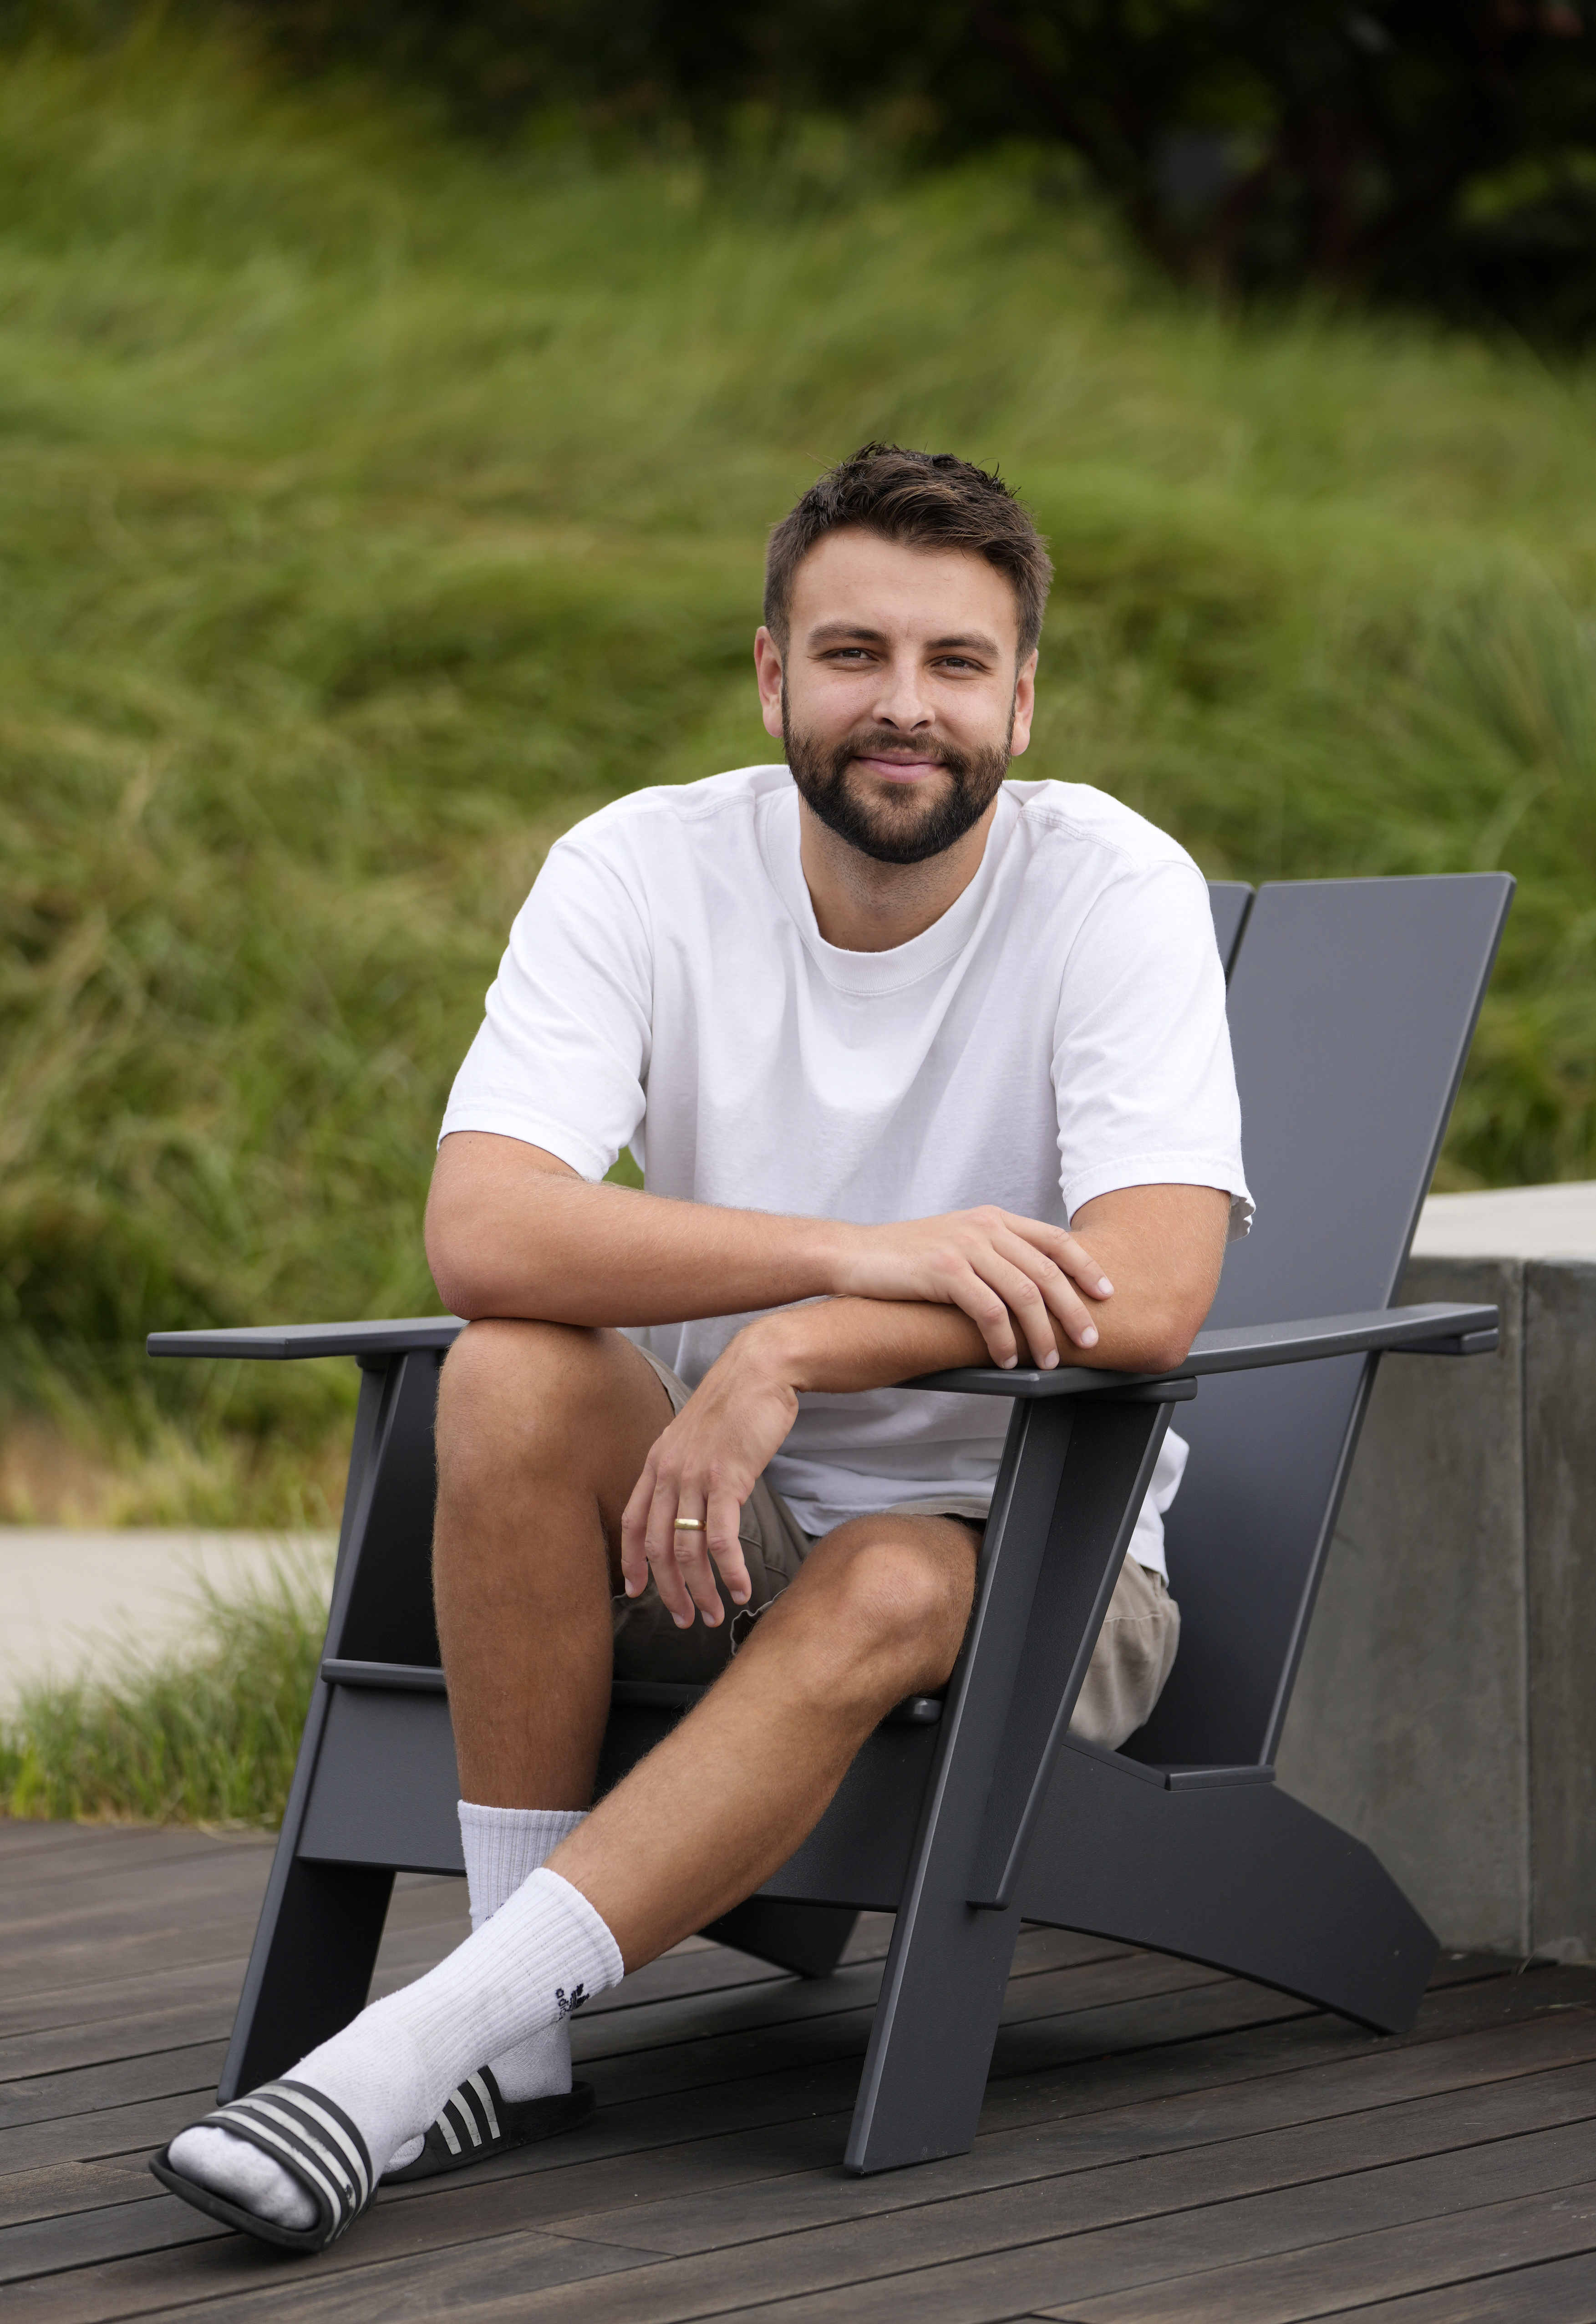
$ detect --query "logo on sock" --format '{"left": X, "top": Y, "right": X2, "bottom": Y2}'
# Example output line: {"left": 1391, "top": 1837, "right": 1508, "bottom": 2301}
{"left": 554, "top": 1983, "right": 588, "bottom": 2020}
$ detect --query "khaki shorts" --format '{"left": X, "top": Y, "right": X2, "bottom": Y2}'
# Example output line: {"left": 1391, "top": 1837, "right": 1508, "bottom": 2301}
{"left": 614, "top": 1348, "right": 1179, "bottom": 1749}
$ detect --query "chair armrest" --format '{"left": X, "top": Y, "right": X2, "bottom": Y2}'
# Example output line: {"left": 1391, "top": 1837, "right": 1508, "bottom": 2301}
{"left": 146, "top": 1317, "right": 465, "bottom": 1362}
{"left": 908, "top": 1301, "right": 1500, "bottom": 1399}
{"left": 147, "top": 1298, "right": 1496, "bottom": 1389}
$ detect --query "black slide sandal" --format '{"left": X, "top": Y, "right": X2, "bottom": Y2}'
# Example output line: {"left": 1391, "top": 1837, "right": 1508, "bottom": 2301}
{"left": 383, "top": 2065, "right": 595, "bottom": 2182}
{"left": 150, "top": 2079, "right": 376, "bottom": 2255}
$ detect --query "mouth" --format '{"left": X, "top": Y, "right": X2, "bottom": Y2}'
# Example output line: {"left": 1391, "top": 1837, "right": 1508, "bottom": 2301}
{"left": 851, "top": 753, "right": 946, "bottom": 785}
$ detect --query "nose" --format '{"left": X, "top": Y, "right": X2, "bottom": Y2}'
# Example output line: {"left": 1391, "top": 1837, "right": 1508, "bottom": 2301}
{"left": 869, "top": 651, "right": 934, "bottom": 733}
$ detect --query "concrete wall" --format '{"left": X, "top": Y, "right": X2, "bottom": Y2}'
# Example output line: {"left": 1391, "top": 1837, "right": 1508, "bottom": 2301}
{"left": 1275, "top": 1186, "right": 1596, "bottom": 1958}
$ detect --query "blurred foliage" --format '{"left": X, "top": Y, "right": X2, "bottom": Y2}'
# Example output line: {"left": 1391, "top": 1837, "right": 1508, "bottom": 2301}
{"left": 84, "top": 0, "right": 1595, "bottom": 336}
{"left": 10, "top": 6, "right": 1596, "bottom": 328}
{"left": 0, "top": 26, "right": 1594, "bottom": 1511}
{"left": 0, "top": 1548, "right": 328, "bottom": 1823}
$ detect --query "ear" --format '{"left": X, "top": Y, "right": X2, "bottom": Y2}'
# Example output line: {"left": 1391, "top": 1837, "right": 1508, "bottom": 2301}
{"left": 754, "top": 626, "right": 786, "bottom": 742}
{"left": 1008, "top": 648, "right": 1039, "bottom": 759}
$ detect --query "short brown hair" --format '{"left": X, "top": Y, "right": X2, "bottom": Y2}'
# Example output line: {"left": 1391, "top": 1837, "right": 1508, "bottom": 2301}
{"left": 763, "top": 443, "right": 1052, "bottom": 658}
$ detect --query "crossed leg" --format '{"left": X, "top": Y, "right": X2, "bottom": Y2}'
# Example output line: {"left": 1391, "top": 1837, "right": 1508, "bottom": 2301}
{"left": 434, "top": 1317, "right": 980, "bottom": 1966}
{"left": 162, "top": 1319, "right": 978, "bottom": 2243}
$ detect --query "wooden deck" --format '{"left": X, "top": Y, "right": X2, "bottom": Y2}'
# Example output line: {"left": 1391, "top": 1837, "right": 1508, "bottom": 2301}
{"left": 4, "top": 1820, "right": 1596, "bottom": 2323}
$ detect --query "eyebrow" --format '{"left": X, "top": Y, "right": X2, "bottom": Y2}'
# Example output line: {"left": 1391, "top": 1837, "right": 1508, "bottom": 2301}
{"left": 806, "top": 622, "right": 1003, "bottom": 656}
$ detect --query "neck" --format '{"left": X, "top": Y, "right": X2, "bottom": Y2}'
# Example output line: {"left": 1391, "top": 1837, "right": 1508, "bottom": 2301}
{"left": 797, "top": 793, "right": 1001, "bottom": 953}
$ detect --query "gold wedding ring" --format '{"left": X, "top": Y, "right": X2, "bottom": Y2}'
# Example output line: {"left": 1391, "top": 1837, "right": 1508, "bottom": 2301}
{"left": 671, "top": 1515, "right": 707, "bottom": 1531}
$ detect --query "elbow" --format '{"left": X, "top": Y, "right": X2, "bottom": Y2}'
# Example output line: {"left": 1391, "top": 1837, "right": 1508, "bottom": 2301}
{"left": 424, "top": 1200, "right": 497, "bottom": 1322}
{"left": 1134, "top": 1308, "right": 1201, "bottom": 1377}
{"left": 426, "top": 1239, "right": 477, "bottom": 1322}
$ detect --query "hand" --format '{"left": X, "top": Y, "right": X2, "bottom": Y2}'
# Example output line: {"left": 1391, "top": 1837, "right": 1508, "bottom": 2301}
{"left": 620, "top": 1332, "right": 800, "bottom": 1629}
{"left": 831, "top": 1207, "right": 1114, "bottom": 1370}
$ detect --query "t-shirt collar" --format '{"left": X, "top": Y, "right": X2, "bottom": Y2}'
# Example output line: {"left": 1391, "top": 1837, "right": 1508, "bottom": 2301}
{"left": 757, "top": 776, "right": 1019, "bottom": 995}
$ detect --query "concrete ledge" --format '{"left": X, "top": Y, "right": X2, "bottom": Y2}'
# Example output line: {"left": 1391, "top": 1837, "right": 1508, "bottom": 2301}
{"left": 1276, "top": 1183, "right": 1596, "bottom": 1958}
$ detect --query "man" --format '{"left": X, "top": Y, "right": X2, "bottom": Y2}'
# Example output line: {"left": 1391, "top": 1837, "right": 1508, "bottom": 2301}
{"left": 157, "top": 445, "right": 1250, "bottom": 2251}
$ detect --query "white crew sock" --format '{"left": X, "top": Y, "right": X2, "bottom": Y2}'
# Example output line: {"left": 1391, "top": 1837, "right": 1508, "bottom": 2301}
{"left": 381, "top": 1800, "right": 588, "bottom": 2172}
{"left": 168, "top": 1867, "right": 623, "bottom": 2232}
{"left": 458, "top": 1802, "right": 586, "bottom": 2102}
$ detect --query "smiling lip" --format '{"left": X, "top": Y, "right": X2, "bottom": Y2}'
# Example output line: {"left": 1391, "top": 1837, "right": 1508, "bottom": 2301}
{"left": 854, "top": 754, "right": 945, "bottom": 783}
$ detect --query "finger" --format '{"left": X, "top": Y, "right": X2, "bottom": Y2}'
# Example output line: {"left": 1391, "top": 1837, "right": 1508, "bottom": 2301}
{"left": 707, "top": 1485, "right": 751, "bottom": 1607}
{"left": 976, "top": 1253, "right": 1078, "bottom": 1364}
{"left": 643, "top": 1480, "right": 701, "bottom": 1627}
{"left": 997, "top": 1213, "right": 1114, "bottom": 1297}
{"left": 671, "top": 1515, "right": 727, "bottom": 1624}
{"left": 946, "top": 1263, "right": 1020, "bottom": 1367}
{"left": 649, "top": 1482, "right": 725, "bottom": 1626}
{"left": 620, "top": 1461, "right": 658, "bottom": 1597}
{"left": 989, "top": 1223, "right": 1097, "bottom": 1302}
{"left": 974, "top": 1254, "right": 1059, "bottom": 1366}
{"left": 989, "top": 1231, "right": 1099, "bottom": 1350}
{"left": 1057, "top": 1233, "right": 1113, "bottom": 1298}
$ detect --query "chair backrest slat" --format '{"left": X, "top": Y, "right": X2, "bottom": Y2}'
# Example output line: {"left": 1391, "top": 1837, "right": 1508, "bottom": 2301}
{"left": 1130, "top": 873, "right": 1513, "bottom": 1770}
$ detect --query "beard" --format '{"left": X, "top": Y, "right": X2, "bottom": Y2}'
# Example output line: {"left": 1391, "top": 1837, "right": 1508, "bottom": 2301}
{"left": 783, "top": 702, "right": 1013, "bottom": 866}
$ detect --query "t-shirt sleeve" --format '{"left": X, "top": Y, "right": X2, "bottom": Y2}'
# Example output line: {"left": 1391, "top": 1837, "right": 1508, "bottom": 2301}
{"left": 1053, "top": 859, "right": 1253, "bottom": 1237}
{"left": 438, "top": 827, "right": 652, "bottom": 1183}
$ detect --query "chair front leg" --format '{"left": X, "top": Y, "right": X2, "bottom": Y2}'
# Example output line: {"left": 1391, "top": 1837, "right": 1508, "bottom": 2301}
{"left": 220, "top": 1353, "right": 439, "bottom": 2099}
{"left": 844, "top": 1388, "right": 1182, "bottom": 2175}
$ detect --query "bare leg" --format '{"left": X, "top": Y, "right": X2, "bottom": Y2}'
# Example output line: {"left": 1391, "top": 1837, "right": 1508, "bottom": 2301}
{"left": 432, "top": 1317, "right": 674, "bottom": 1810}
{"left": 435, "top": 1316, "right": 978, "bottom": 1956}
{"left": 551, "top": 1512, "right": 979, "bottom": 1968}
{"left": 163, "top": 1350, "right": 977, "bottom": 2241}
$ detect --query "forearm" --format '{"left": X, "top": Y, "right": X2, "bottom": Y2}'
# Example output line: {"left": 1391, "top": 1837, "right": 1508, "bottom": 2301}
{"left": 746, "top": 1187, "right": 1228, "bottom": 1388}
{"left": 428, "top": 1134, "right": 1223, "bottom": 1370}
{"left": 427, "top": 1133, "right": 847, "bottom": 1324}
{"left": 751, "top": 1283, "right": 1196, "bottom": 1398}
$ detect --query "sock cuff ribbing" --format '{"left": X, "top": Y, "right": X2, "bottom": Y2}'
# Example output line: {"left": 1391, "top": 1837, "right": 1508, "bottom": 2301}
{"left": 457, "top": 1801, "right": 586, "bottom": 1930}
{"left": 531, "top": 1866, "right": 626, "bottom": 1994}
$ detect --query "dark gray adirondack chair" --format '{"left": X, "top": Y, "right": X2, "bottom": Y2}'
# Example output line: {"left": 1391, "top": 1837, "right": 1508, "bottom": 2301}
{"left": 149, "top": 870, "right": 1512, "bottom": 2177}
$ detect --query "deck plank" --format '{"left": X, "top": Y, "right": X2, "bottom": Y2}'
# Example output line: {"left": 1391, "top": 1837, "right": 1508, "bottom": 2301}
{"left": 1308, "top": 2248, "right": 1596, "bottom": 2321}
{"left": 2, "top": 1819, "right": 1591, "bottom": 2324}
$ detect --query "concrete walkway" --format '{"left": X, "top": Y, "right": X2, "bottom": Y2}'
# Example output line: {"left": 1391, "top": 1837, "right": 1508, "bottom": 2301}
{"left": 0, "top": 1530, "right": 333, "bottom": 1714}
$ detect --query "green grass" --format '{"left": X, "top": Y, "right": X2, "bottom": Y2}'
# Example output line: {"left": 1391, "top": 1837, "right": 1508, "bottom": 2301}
{"left": 4, "top": 23, "right": 1596, "bottom": 1519}
{"left": 0, "top": 1547, "right": 329, "bottom": 1824}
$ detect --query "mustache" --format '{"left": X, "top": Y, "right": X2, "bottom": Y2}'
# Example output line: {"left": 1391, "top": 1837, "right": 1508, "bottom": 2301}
{"left": 836, "top": 729, "right": 966, "bottom": 773}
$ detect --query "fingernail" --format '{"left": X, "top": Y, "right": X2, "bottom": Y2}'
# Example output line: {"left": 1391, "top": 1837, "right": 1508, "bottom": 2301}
{"left": 672, "top": 1613, "right": 692, "bottom": 1628}
{"left": 1042, "top": 1350, "right": 1059, "bottom": 1369}
{"left": 1081, "top": 1326, "right": 1098, "bottom": 1347}
{"left": 1002, "top": 1354, "right": 1017, "bottom": 1369}
{"left": 1098, "top": 1277, "right": 1114, "bottom": 1295}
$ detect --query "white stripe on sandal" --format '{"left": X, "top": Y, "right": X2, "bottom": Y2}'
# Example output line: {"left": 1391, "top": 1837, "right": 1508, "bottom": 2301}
{"left": 150, "top": 2078, "right": 377, "bottom": 2255}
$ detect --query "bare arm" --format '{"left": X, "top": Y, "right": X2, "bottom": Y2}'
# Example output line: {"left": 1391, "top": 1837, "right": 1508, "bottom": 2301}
{"left": 427, "top": 1130, "right": 1128, "bottom": 1371}
{"left": 768, "top": 1183, "right": 1231, "bottom": 1388}
{"left": 426, "top": 1131, "right": 845, "bottom": 1328}
{"left": 623, "top": 1182, "right": 1230, "bottom": 1625}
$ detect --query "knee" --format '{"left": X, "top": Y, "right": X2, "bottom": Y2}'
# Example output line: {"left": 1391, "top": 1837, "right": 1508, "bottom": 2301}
{"left": 823, "top": 1532, "right": 972, "bottom": 1688}
{"left": 435, "top": 1318, "right": 602, "bottom": 1491}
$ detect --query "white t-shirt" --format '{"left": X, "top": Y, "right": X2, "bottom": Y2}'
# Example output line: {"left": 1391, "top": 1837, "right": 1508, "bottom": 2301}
{"left": 441, "top": 764, "right": 1253, "bottom": 1572}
